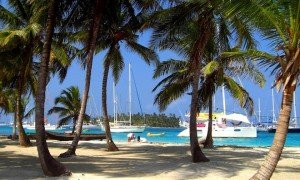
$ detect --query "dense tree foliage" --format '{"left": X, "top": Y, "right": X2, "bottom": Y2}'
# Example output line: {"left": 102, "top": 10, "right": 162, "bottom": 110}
{"left": 92, "top": 113, "right": 180, "bottom": 127}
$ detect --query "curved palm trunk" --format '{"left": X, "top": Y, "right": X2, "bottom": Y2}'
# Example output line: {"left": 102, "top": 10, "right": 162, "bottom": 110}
{"left": 16, "top": 32, "right": 34, "bottom": 145}
{"left": 251, "top": 85, "right": 295, "bottom": 179}
{"left": 102, "top": 60, "right": 119, "bottom": 151}
{"left": 16, "top": 78, "right": 31, "bottom": 146}
{"left": 12, "top": 111, "right": 17, "bottom": 140}
{"left": 189, "top": 17, "right": 212, "bottom": 163}
{"left": 59, "top": 0, "right": 106, "bottom": 158}
{"left": 35, "top": 0, "right": 71, "bottom": 176}
{"left": 71, "top": 119, "right": 76, "bottom": 134}
{"left": 204, "top": 95, "right": 213, "bottom": 148}
{"left": 189, "top": 61, "right": 209, "bottom": 162}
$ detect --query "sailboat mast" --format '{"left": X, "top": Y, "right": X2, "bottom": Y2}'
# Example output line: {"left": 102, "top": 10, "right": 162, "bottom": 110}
{"left": 129, "top": 63, "right": 132, "bottom": 126}
{"left": 258, "top": 98, "right": 261, "bottom": 123}
{"left": 272, "top": 89, "right": 276, "bottom": 124}
{"left": 222, "top": 85, "right": 226, "bottom": 114}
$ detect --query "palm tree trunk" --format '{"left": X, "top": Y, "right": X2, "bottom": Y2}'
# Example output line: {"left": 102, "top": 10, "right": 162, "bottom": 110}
{"left": 189, "top": 17, "right": 212, "bottom": 163}
{"left": 204, "top": 95, "right": 213, "bottom": 148}
{"left": 102, "top": 59, "right": 119, "bottom": 151}
{"left": 251, "top": 85, "right": 295, "bottom": 179}
{"left": 12, "top": 110, "right": 17, "bottom": 140}
{"left": 35, "top": 0, "right": 71, "bottom": 176}
{"left": 16, "top": 77, "right": 31, "bottom": 146}
{"left": 59, "top": 0, "right": 107, "bottom": 158}
{"left": 71, "top": 119, "right": 76, "bottom": 134}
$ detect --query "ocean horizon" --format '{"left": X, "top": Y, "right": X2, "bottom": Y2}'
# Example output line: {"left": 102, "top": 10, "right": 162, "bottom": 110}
{"left": 1, "top": 125, "right": 300, "bottom": 147}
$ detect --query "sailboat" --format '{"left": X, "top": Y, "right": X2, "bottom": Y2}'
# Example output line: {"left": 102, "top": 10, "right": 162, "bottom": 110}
{"left": 267, "top": 91, "right": 300, "bottom": 133}
{"left": 178, "top": 85, "right": 257, "bottom": 138}
{"left": 110, "top": 63, "right": 145, "bottom": 133}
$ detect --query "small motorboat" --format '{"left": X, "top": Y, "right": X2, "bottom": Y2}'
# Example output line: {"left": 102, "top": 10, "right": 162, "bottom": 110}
{"left": 147, "top": 132, "right": 165, "bottom": 137}
{"left": 45, "top": 131, "right": 106, "bottom": 141}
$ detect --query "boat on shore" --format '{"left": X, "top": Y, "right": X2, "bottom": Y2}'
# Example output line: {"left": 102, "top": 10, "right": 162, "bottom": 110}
{"left": 147, "top": 132, "right": 165, "bottom": 137}
{"left": 45, "top": 131, "right": 106, "bottom": 141}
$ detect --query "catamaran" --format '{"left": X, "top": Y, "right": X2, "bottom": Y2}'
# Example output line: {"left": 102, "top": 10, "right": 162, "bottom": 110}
{"left": 178, "top": 85, "right": 257, "bottom": 138}
{"left": 177, "top": 113, "right": 257, "bottom": 138}
{"left": 109, "top": 63, "right": 145, "bottom": 133}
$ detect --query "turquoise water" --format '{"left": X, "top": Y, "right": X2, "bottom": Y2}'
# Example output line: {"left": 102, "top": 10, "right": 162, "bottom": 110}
{"left": 1, "top": 125, "right": 300, "bottom": 147}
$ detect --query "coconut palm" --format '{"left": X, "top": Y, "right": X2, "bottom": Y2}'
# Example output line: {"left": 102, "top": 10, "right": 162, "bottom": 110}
{"left": 0, "top": 0, "right": 75, "bottom": 147}
{"left": 58, "top": 0, "right": 108, "bottom": 158}
{"left": 221, "top": 0, "right": 300, "bottom": 178}
{"left": 48, "top": 86, "right": 90, "bottom": 134}
{"left": 152, "top": 54, "right": 263, "bottom": 143}
{"left": 0, "top": 82, "right": 17, "bottom": 139}
{"left": 150, "top": 0, "right": 258, "bottom": 162}
{"left": 100, "top": 8, "right": 159, "bottom": 151}
{"left": 33, "top": 0, "right": 73, "bottom": 176}
{"left": 0, "top": 0, "right": 41, "bottom": 146}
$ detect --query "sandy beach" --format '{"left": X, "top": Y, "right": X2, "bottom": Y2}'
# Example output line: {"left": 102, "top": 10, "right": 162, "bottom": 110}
{"left": 0, "top": 139, "right": 299, "bottom": 179}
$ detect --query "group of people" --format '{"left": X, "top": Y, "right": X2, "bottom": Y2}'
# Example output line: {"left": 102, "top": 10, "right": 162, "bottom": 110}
{"left": 127, "top": 133, "right": 140, "bottom": 142}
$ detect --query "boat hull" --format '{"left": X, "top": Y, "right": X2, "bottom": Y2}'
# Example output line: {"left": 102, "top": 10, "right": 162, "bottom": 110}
{"left": 25, "top": 125, "right": 57, "bottom": 130}
{"left": 147, "top": 132, "right": 165, "bottom": 137}
{"left": 110, "top": 126, "right": 145, "bottom": 133}
{"left": 267, "top": 127, "right": 300, "bottom": 133}
{"left": 178, "top": 126, "right": 257, "bottom": 138}
{"left": 45, "top": 131, "right": 106, "bottom": 141}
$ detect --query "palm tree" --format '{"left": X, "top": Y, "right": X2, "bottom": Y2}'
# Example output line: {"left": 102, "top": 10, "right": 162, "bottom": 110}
{"left": 222, "top": 0, "right": 300, "bottom": 178}
{"left": 59, "top": 0, "right": 108, "bottom": 158}
{"left": 97, "top": 0, "right": 159, "bottom": 151}
{"left": 0, "top": 0, "right": 75, "bottom": 147}
{"left": 152, "top": 55, "right": 262, "bottom": 142}
{"left": 151, "top": 0, "right": 257, "bottom": 162}
{"left": 0, "top": 83, "right": 17, "bottom": 139}
{"left": 48, "top": 86, "right": 90, "bottom": 134}
{"left": 33, "top": 0, "right": 71, "bottom": 176}
{"left": 0, "top": 0, "right": 40, "bottom": 146}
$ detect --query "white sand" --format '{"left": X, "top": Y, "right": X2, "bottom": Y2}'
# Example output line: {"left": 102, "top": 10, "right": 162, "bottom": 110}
{"left": 0, "top": 139, "right": 299, "bottom": 179}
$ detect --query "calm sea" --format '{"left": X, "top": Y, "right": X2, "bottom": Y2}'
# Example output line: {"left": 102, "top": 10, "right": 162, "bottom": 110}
{"left": 1, "top": 125, "right": 300, "bottom": 147}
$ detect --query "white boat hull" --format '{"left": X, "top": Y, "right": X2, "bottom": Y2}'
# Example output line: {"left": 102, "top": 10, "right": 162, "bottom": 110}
{"left": 178, "top": 126, "right": 257, "bottom": 138}
{"left": 82, "top": 125, "right": 102, "bottom": 130}
{"left": 110, "top": 126, "right": 145, "bottom": 133}
{"left": 25, "top": 125, "right": 57, "bottom": 130}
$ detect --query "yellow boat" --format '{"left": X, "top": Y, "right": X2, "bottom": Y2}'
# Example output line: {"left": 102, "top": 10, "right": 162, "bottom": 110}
{"left": 147, "top": 132, "right": 165, "bottom": 137}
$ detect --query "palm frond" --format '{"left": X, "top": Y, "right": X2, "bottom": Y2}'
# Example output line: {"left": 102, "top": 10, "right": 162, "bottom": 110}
{"left": 223, "top": 76, "right": 254, "bottom": 115}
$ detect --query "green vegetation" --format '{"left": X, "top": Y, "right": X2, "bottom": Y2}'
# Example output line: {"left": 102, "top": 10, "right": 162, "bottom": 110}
{"left": 92, "top": 113, "right": 180, "bottom": 127}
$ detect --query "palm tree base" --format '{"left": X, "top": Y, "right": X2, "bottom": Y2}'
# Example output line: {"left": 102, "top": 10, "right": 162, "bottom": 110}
{"left": 19, "top": 137, "right": 32, "bottom": 147}
{"left": 107, "top": 141, "right": 119, "bottom": 151}
{"left": 58, "top": 149, "right": 76, "bottom": 158}
{"left": 42, "top": 157, "right": 72, "bottom": 176}
{"left": 192, "top": 145, "right": 210, "bottom": 162}
{"left": 203, "top": 138, "right": 214, "bottom": 149}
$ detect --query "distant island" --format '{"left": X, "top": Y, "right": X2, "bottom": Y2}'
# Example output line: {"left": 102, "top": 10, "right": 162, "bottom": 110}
{"left": 92, "top": 113, "right": 181, "bottom": 127}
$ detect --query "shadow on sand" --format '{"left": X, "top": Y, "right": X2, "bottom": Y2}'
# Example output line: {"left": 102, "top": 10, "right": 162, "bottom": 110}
{"left": 0, "top": 139, "right": 299, "bottom": 179}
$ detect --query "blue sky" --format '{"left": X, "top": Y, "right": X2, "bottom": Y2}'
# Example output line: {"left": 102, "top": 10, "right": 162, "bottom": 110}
{"left": 40, "top": 30, "right": 298, "bottom": 125}
{"left": 1, "top": 30, "right": 297, "bottom": 125}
